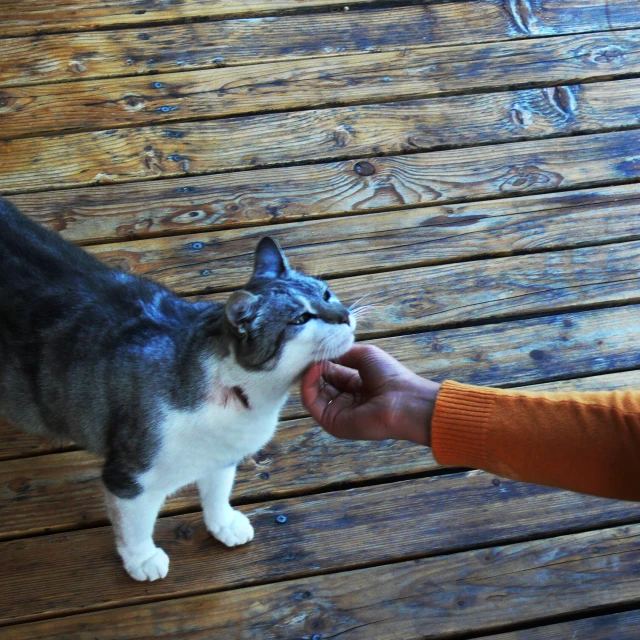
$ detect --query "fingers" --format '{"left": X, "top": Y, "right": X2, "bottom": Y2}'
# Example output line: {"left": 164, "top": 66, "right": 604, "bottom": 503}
{"left": 300, "top": 362, "right": 360, "bottom": 431}
{"left": 335, "top": 343, "right": 381, "bottom": 369}
{"left": 336, "top": 344, "right": 404, "bottom": 387}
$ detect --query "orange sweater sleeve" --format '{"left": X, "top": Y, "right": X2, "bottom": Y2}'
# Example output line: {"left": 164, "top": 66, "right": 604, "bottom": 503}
{"left": 430, "top": 381, "right": 640, "bottom": 501}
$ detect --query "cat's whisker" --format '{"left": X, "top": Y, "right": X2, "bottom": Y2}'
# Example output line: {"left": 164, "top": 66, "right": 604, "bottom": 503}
{"left": 350, "top": 303, "right": 382, "bottom": 320}
{"left": 348, "top": 293, "right": 374, "bottom": 311}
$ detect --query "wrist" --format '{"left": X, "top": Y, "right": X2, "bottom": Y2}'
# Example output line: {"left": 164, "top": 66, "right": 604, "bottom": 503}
{"left": 397, "top": 378, "right": 441, "bottom": 446}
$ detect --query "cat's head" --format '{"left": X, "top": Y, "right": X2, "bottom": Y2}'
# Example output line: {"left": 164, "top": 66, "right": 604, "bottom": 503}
{"left": 223, "top": 238, "right": 355, "bottom": 373}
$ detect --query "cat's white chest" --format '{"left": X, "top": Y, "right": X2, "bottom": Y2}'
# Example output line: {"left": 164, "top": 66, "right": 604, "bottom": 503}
{"left": 142, "top": 393, "right": 283, "bottom": 493}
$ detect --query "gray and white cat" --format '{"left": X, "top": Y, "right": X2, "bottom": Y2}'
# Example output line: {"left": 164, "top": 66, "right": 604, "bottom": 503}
{"left": 0, "top": 198, "right": 355, "bottom": 581}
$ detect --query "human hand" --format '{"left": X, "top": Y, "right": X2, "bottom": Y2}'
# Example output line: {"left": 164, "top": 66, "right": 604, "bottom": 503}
{"left": 300, "top": 344, "right": 440, "bottom": 446}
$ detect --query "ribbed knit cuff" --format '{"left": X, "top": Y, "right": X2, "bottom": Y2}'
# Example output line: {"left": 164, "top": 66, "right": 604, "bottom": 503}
{"left": 431, "top": 380, "right": 497, "bottom": 469}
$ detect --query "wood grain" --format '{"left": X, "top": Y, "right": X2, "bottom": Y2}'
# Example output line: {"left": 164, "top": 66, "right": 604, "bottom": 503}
{"left": 374, "top": 304, "right": 640, "bottom": 391}
{"left": 3, "top": 30, "right": 640, "bottom": 140}
{"left": 94, "top": 238, "right": 640, "bottom": 340}
{"left": 8, "top": 172, "right": 640, "bottom": 252}
{"left": 481, "top": 611, "right": 640, "bottom": 640}
{"left": 5, "top": 0, "right": 638, "bottom": 38}
{"left": 0, "top": 420, "right": 73, "bottom": 462}
{"left": 4, "top": 76, "right": 640, "bottom": 204}
{"left": 4, "top": 1, "right": 639, "bottom": 87}
{"left": 327, "top": 241, "right": 640, "bottom": 338}
{"left": 85, "top": 201, "right": 640, "bottom": 298}
{"left": 1, "top": 473, "right": 640, "bottom": 626}
{"left": 3, "top": 112, "right": 640, "bottom": 198}
{"left": 5, "top": 524, "right": 640, "bottom": 639}
{"left": 0, "top": 0, "right": 404, "bottom": 37}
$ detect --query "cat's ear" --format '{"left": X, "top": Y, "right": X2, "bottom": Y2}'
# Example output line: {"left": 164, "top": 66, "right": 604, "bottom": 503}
{"left": 225, "top": 290, "right": 259, "bottom": 339}
{"left": 252, "top": 237, "right": 290, "bottom": 280}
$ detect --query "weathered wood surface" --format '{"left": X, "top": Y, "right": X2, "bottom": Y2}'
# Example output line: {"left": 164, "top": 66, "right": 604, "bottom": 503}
{"left": 4, "top": 79, "right": 640, "bottom": 206}
{"left": 88, "top": 214, "right": 640, "bottom": 300}
{"left": 1, "top": 1, "right": 639, "bottom": 635}
{"left": 3, "top": 367, "right": 640, "bottom": 541}
{"left": 482, "top": 611, "right": 640, "bottom": 640}
{"left": 4, "top": 1, "right": 640, "bottom": 87}
{"left": 0, "top": 0, "right": 399, "bottom": 37}
{"left": 375, "top": 305, "right": 640, "bottom": 390}
{"left": 5, "top": 524, "right": 639, "bottom": 639}
{"left": 0, "top": 420, "right": 72, "bottom": 462}
{"left": 7, "top": 158, "right": 640, "bottom": 250}
{"left": 3, "top": 115, "right": 640, "bottom": 197}
{"left": 2, "top": 473, "right": 640, "bottom": 626}
{"left": 93, "top": 239, "right": 640, "bottom": 338}
{"left": 4, "top": 0, "right": 638, "bottom": 38}
{"left": 3, "top": 30, "right": 640, "bottom": 140}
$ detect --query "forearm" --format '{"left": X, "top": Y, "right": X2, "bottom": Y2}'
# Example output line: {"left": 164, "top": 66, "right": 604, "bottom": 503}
{"left": 430, "top": 381, "right": 640, "bottom": 501}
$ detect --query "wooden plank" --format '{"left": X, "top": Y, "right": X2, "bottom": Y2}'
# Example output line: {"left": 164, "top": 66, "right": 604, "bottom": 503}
{"left": 93, "top": 238, "right": 640, "bottom": 338}
{"left": 85, "top": 204, "right": 640, "bottom": 298}
{"left": 7, "top": 174, "right": 640, "bottom": 252}
{"left": 327, "top": 241, "right": 640, "bottom": 338}
{"left": 0, "top": 419, "right": 73, "bottom": 462}
{"left": 1, "top": 473, "right": 640, "bottom": 626}
{"left": 4, "top": 0, "right": 637, "bottom": 38}
{"left": 3, "top": 108, "right": 640, "bottom": 199}
{"left": 4, "top": 76, "right": 640, "bottom": 202}
{"left": 4, "top": 1, "right": 639, "bottom": 87}
{"left": 4, "top": 524, "right": 640, "bottom": 639}
{"left": 375, "top": 305, "right": 640, "bottom": 390}
{"left": 0, "top": 0, "right": 406, "bottom": 37}
{"left": 3, "top": 30, "right": 640, "bottom": 140}
{"left": 2, "top": 314, "right": 640, "bottom": 538}
{"left": 481, "top": 611, "right": 640, "bottom": 640}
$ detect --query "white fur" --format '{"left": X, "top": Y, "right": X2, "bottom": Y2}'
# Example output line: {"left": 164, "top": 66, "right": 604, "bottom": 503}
{"left": 108, "top": 317, "right": 355, "bottom": 581}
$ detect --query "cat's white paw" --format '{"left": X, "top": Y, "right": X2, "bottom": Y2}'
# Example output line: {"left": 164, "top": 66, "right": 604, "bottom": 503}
{"left": 208, "top": 510, "right": 254, "bottom": 547}
{"left": 124, "top": 547, "right": 170, "bottom": 582}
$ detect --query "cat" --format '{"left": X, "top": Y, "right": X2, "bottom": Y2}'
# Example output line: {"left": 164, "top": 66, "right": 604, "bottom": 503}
{"left": 0, "top": 197, "right": 355, "bottom": 581}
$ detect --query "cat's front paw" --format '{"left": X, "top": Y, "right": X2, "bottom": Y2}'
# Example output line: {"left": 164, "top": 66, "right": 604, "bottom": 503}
{"left": 208, "top": 510, "right": 254, "bottom": 547}
{"left": 124, "top": 547, "right": 170, "bottom": 582}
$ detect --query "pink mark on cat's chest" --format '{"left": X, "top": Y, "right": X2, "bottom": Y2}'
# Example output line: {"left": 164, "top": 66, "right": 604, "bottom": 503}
{"left": 210, "top": 385, "right": 250, "bottom": 410}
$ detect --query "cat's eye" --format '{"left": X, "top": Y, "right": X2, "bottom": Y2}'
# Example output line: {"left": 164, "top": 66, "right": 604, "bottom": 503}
{"left": 323, "top": 289, "right": 331, "bottom": 301}
{"left": 290, "top": 312, "right": 316, "bottom": 325}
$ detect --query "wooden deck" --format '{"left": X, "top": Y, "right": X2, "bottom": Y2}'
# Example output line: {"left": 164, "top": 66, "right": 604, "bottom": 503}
{"left": 2, "top": 0, "right": 640, "bottom": 637}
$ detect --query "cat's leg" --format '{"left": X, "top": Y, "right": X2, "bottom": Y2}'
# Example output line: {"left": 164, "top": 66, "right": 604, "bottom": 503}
{"left": 103, "top": 487, "right": 169, "bottom": 581}
{"left": 198, "top": 465, "right": 254, "bottom": 547}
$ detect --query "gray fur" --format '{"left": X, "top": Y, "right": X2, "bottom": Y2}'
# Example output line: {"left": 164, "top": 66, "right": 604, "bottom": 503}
{"left": 0, "top": 198, "right": 349, "bottom": 499}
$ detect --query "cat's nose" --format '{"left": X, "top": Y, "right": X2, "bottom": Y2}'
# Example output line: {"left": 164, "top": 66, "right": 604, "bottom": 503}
{"left": 340, "top": 312, "right": 351, "bottom": 325}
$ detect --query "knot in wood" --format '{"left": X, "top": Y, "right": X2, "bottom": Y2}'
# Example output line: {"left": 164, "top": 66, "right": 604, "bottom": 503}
{"left": 124, "top": 95, "right": 145, "bottom": 111}
{"left": 354, "top": 161, "right": 376, "bottom": 176}
{"left": 589, "top": 44, "right": 626, "bottom": 66}
{"left": 499, "top": 165, "right": 563, "bottom": 193}
{"left": 68, "top": 60, "right": 88, "bottom": 74}
{"left": 505, "top": 0, "right": 536, "bottom": 35}
{"left": 544, "top": 86, "right": 576, "bottom": 118}
{"left": 175, "top": 523, "right": 194, "bottom": 540}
